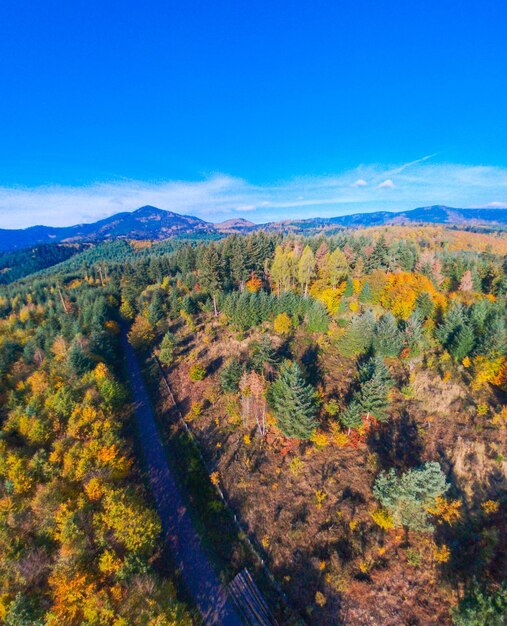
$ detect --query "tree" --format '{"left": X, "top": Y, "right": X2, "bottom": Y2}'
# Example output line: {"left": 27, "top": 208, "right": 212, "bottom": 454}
{"left": 199, "top": 245, "right": 223, "bottom": 316}
{"left": 159, "top": 331, "right": 176, "bottom": 366}
{"left": 337, "top": 311, "right": 375, "bottom": 356}
{"left": 373, "top": 313, "right": 403, "bottom": 358}
{"left": 298, "top": 246, "right": 316, "bottom": 296}
{"left": 4, "top": 594, "right": 43, "bottom": 626}
{"left": 450, "top": 323, "right": 475, "bottom": 361}
{"left": 270, "top": 245, "right": 291, "bottom": 294}
{"left": 128, "top": 315, "right": 155, "bottom": 350}
{"left": 373, "top": 462, "right": 449, "bottom": 533}
{"left": 250, "top": 335, "right": 278, "bottom": 378}
{"left": 220, "top": 358, "right": 244, "bottom": 393}
{"left": 305, "top": 299, "right": 329, "bottom": 333}
{"left": 357, "top": 356, "right": 393, "bottom": 422}
{"left": 459, "top": 269, "right": 474, "bottom": 292}
{"left": 273, "top": 312, "right": 293, "bottom": 335}
{"left": 189, "top": 363, "right": 206, "bottom": 381}
{"left": 339, "top": 400, "right": 363, "bottom": 432}
{"left": 268, "top": 361, "right": 318, "bottom": 439}
{"left": 68, "top": 342, "right": 93, "bottom": 376}
{"left": 328, "top": 248, "right": 348, "bottom": 288}
{"left": 452, "top": 581, "right": 507, "bottom": 626}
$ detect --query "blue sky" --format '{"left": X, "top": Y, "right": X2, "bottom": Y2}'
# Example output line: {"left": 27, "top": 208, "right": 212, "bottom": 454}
{"left": 0, "top": 0, "right": 506, "bottom": 227}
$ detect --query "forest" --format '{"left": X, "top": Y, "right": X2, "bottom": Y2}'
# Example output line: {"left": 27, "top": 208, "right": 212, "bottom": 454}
{"left": 0, "top": 225, "right": 505, "bottom": 625}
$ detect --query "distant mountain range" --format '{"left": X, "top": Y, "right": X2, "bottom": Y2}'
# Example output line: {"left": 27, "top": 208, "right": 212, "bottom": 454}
{"left": 1, "top": 204, "right": 506, "bottom": 251}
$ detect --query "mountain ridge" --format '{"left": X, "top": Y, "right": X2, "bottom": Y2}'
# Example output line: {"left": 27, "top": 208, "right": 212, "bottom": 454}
{"left": 1, "top": 204, "right": 506, "bottom": 251}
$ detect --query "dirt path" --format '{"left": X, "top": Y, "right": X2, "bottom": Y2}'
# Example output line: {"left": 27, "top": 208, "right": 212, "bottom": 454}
{"left": 121, "top": 331, "right": 243, "bottom": 626}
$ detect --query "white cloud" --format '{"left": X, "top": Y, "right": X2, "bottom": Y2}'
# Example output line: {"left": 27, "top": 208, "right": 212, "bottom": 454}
{"left": 351, "top": 179, "right": 368, "bottom": 187}
{"left": 486, "top": 201, "right": 507, "bottom": 208}
{"left": 0, "top": 161, "right": 507, "bottom": 228}
{"left": 378, "top": 179, "right": 396, "bottom": 189}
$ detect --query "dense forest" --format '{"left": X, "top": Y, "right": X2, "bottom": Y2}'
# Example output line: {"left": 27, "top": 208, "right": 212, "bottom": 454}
{"left": 0, "top": 225, "right": 506, "bottom": 625}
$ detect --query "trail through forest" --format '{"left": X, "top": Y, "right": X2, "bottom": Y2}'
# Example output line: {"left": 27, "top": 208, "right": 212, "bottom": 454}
{"left": 121, "top": 330, "right": 243, "bottom": 626}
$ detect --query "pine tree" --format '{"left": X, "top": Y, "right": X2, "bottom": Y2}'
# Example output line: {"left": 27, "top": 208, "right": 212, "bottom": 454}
{"left": 220, "top": 358, "right": 244, "bottom": 393}
{"left": 373, "top": 313, "right": 403, "bottom": 357}
{"left": 159, "top": 331, "right": 176, "bottom": 367}
{"left": 359, "top": 282, "right": 373, "bottom": 304}
{"left": 268, "top": 361, "right": 318, "bottom": 439}
{"left": 199, "top": 245, "right": 223, "bottom": 316}
{"left": 250, "top": 335, "right": 278, "bottom": 378}
{"left": 339, "top": 400, "right": 363, "bottom": 432}
{"left": 357, "top": 356, "right": 392, "bottom": 422}
{"left": 338, "top": 311, "right": 375, "bottom": 356}
{"left": 415, "top": 291, "right": 434, "bottom": 319}
{"left": 435, "top": 302, "right": 465, "bottom": 348}
{"left": 305, "top": 299, "right": 329, "bottom": 333}
{"left": 373, "top": 462, "right": 449, "bottom": 533}
{"left": 403, "top": 312, "right": 425, "bottom": 356}
{"left": 450, "top": 323, "right": 475, "bottom": 361}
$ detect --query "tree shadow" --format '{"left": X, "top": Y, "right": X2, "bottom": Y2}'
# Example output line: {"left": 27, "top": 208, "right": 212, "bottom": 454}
{"left": 368, "top": 411, "right": 423, "bottom": 470}
{"left": 301, "top": 344, "right": 323, "bottom": 386}
{"left": 206, "top": 355, "right": 223, "bottom": 376}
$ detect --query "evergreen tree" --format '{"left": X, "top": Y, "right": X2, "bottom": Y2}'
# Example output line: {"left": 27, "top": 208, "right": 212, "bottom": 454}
{"left": 305, "top": 299, "right": 329, "bottom": 333}
{"left": 357, "top": 356, "right": 393, "bottom": 422}
{"left": 68, "top": 342, "right": 93, "bottom": 376}
{"left": 450, "top": 323, "right": 475, "bottom": 361}
{"left": 338, "top": 311, "right": 375, "bottom": 356}
{"left": 373, "top": 313, "right": 403, "bottom": 357}
{"left": 358, "top": 282, "right": 373, "bottom": 304}
{"left": 199, "top": 245, "right": 223, "bottom": 316}
{"left": 250, "top": 335, "right": 278, "bottom": 377}
{"left": 159, "top": 331, "right": 176, "bottom": 366}
{"left": 220, "top": 358, "right": 245, "bottom": 393}
{"left": 365, "top": 236, "right": 390, "bottom": 272}
{"left": 435, "top": 302, "right": 465, "bottom": 349}
{"left": 403, "top": 311, "right": 425, "bottom": 356}
{"left": 268, "top": 361, "right": 318, "bottom": 439}
{"left": 415, "top": 291, "right": 434, "bottom": 320}
{"left": 452, "top": 581, "right": 507, "bottom": 626}
{"left": 339, "top": 400, "right": 363, "bottom": 432}
{"left": 373, "top": 462, "right": 449, "bottom": 533}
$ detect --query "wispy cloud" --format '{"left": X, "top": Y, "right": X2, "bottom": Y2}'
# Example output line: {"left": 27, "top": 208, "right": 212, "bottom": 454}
{"left": 1, "top": 160, "right": 507, "bottom": 228}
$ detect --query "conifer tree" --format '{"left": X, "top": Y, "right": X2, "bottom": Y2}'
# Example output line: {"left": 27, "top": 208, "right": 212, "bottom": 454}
{"left": 268, "top": 361, "right": 318, "bottom": 439}
{"left": 199, "top": 245, "right": 223, "bottom": 316}
{"left": 339, "top": 400, "right": 363, "bottom": 432}
{"left": 220, "top": 358, "right": 244, "bottom": 393}
{"left": 450, "top": 323, "right": 475, "bottom": 361}
{"left": 373, "top": 462, "right": 449, "bottom": 533}
{"left": 159, "top": 331, "right": 176, "bottom": 367}
{"left": 373, "top": 313, "right": 403, "bottom": 357}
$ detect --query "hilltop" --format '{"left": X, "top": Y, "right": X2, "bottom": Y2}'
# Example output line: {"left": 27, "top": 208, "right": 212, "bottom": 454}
{"left": 1, "top": 204, "right": 507, "bottom": 251}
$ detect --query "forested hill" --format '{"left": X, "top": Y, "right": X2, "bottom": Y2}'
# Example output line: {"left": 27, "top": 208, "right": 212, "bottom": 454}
{"left": 2, "top": 204, "right": 507, "bottom": 252}
{"left": 0, "top": 226, "right": 506, "bottom": 624}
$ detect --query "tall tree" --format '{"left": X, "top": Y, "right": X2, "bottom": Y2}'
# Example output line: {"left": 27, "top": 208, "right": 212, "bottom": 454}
{"left": 199, "top": 245, "right": 223, "bottom": 316}
{"left": 298, "top": 246, "right": 316, "bottom": 297}
{"left": 268, "top": 361, "right": 318, "bottom": 439}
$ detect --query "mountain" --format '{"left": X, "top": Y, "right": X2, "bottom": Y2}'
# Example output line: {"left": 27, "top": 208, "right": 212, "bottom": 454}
{"left": 1, "top": 204, "right": 507, "bottom": 252}
{"left": 214, "top": 218, "right": 257, "bottom": 234}
{"left": 0, "top": 206, "right": 214, "bottom": 251}
{"left": 261, "top": 205, "right": 507, "bottom": 232}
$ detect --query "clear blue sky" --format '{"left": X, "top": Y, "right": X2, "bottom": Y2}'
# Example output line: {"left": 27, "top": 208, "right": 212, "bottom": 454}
{"left": 0, "top": 0, "right": 506, "bottom": 226}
